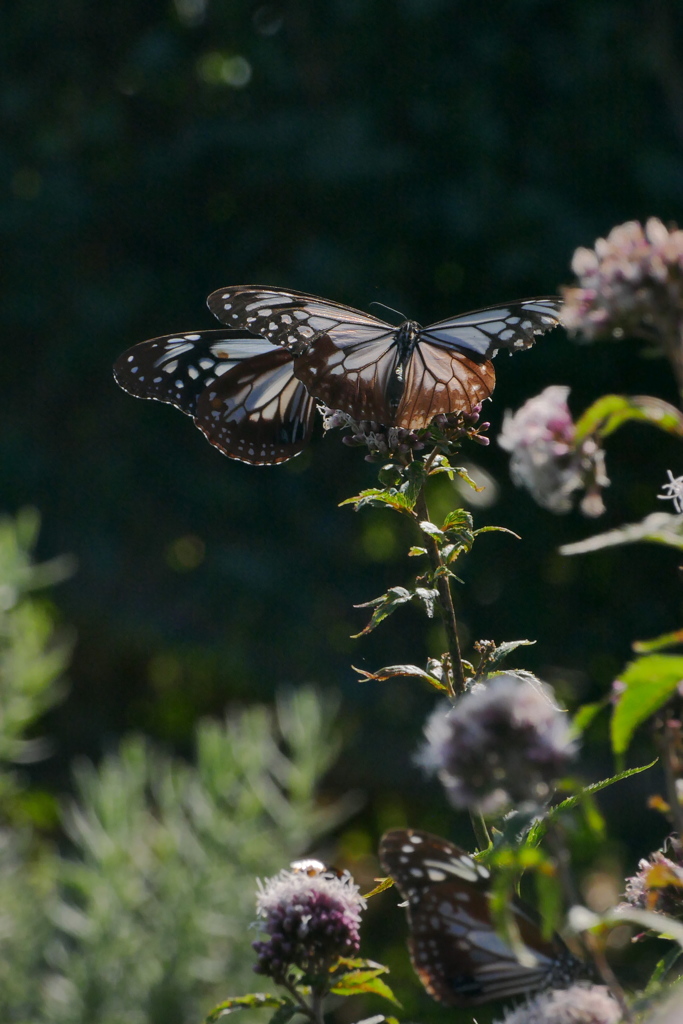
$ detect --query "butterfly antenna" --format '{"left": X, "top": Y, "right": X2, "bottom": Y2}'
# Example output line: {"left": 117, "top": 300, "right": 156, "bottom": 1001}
{"left": 369, "top": 301, "right": 407, "bottom": 322}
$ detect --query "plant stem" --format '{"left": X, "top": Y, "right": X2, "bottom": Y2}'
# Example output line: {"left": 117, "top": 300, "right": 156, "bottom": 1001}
{"left": 414, "top": 479, "right": 491, "bottom": 851}
{"left": 280, "top": 978, "right": 319, "bottom": 1024}
{"left": 414, "top": 488, "right": 466, "bottom": 698}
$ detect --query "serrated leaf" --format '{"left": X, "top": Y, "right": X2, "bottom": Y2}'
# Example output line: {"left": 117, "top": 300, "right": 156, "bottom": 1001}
{"left": 339, "top": 489, "right": 416, "bottom": 515}
{"left": 204, "top": 995, "right": 288, "bottom": 1023}
{"left": 474, "top": 639, "right": 535, "bottom": 679}
{"left": 611, "top": 655, "right": 683, "bottom": 756}
{"left": 352, "top": 664, "right": 448, "bottom": 692}
{"left": 442, "top": 509, "right": 474, "bottom": 531}
{"left": 408, "top": 546, "right": 427, "bottom": 557}
{"left": 330, "top": 973, "right": 401, "bottom": 1007}
{"left": 352, "top": 587, "right": 412, "bottom": 637}
{"left": 574, "top": 394, "right": 683, "bottom": 442}
{"left": 453, "top": 466, "right": 484, "bottom": 491}
{"left": 525, "top": 761, "right": 657, "bottom": 847}
{"left": 560, "top": 512, "right": 683, "bottom": 556}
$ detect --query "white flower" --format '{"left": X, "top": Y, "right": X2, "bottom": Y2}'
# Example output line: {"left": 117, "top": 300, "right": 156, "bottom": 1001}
{"left": 658, "top": 470, "right": 683, "bottom": 514}
{"left": 495, "top": 984, "right": 622, "bottom": 1024}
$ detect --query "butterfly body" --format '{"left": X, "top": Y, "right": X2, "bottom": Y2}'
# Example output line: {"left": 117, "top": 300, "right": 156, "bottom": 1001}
{"left": 379, "top": 829, "right": 582, "bottom": 1008}
{"left": 207, "top": 286, "right": 561, "bottom": 430}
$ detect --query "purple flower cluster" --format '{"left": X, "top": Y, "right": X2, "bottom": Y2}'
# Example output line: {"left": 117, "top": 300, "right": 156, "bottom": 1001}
{"left": 419, "top": 673, "right": 577, "bottom": 816}
{"left": 621, "top": 835, "right": 683, "bottom": 918}
{"left": 498, "top": 386, "right": 609, "bottom": 516}
{"left": 252, "top": 864, "right": 365, "bottom": 982}
{"left": 494, "top": 984, "right": 621, "bottom": 1024}
{"left": 320, "top": 405, "right": 489, "bottom": 462}
{"left": 562, "top": 218, "right": 683, "bottom": 345}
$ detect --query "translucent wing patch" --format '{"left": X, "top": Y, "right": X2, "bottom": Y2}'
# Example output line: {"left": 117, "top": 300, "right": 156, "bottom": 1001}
{"left": 396, "top": 346, "right": 496, "bottom": 429}
{"left": 206, "top": 285, "right": 389, "bottom": 353}
{"left": 293, "top": 329, "right": 399, "bottom": 424}
{"left": 195, "top": 347, "right": 316, "bottom": 465}
{"left": 113, "top": 328, "right": 315, "bottom": 465}
{"left": 379, "top": 829, "right": 581, "bottom": 1008}
{"left": 422, "top": 298, "right": 563, "bottom": 360}
{"left": 113, "top": 329, "right": 274, "bottom": 417}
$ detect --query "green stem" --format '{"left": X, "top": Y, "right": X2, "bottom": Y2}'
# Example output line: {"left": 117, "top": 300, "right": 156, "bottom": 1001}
{"left": 414, "top": 488, "right": 466, "bottom": 698}
{"left": 413, "top": 480, "right": 490, "bottom": 851}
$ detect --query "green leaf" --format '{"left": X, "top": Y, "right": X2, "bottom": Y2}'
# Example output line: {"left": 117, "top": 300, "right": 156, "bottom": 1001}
{"left": 378, "top": 464, "right": 403, "bottom": 488}
{"left": 204, "top": 995, "right": 288, "bottom": 1023}
{"left": 352, "top": 664, "right": 448, "bottom": 692}
{"left": 268, "top": 1006, "right": 299, "bottom": 1024}
{"left": 339, "top": 489, "right": 416, "bottom": 515}
{"left": 525, "top": 761, "right": 657, "bottom": 847}
{"left": 352, "top": 587, "right": 412, "bottom": 637}
{"left": 474, "top": 639, "right": 535, "bottom": 679}
{"left": 534, "top": 869, "right": 563, "bottom": 940}
{"left": 560, "top": 512, "right": 683, "bottom": 556}
{"left": 574, "top": 394, "right": 683, "bottom": 442}
{"left": 633, "top": 628, "right": 683, "bottom": 654}
{"left": 453, "top": 466, "right": 484, "bottom": 491}
{"left": 401, "top": 461, "right": 427, "bottom": 505}
{"left": 442, "top": 509, "right": 474, "bottom": 532}
{"left": 644, "top": 947, "right": 683, "bottom": 992}
{"left": 363, "top": 876, "right": 395, "bottom": 899}
{"left": 414, "top": 587, "right": 439, "bottom": 618}
{"left": 572, "top": 700, "right": 607, "bottom": 734}
{"left": 408, "top": 546, "right": 427, "bottom": 557}
{"left": 473, "top": 525, "right": 521, "bottom": 540}
{"left": 611, "top": 655, "right": 683, "bottom": 756}
{"left": 331, "top": 974, "right": 401, "bottom": 1006}
{"left": 419, "top": 520, "right": 444, "bottom": 538}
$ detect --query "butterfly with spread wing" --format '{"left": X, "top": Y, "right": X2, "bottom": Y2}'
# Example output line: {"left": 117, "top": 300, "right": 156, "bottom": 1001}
{"left": 206, "top": 286, "right": 563, "bottom": 430}
{"left": 113, "top": 328, "right": 316, "bottom": 465}
{"left": 379, "top": 828, "right": 582, "bottom": 1008}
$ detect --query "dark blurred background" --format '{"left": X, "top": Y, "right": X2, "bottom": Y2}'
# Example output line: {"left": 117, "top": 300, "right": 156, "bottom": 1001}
{"left": 3, "top": 0, "right": 683, "bottom": 998}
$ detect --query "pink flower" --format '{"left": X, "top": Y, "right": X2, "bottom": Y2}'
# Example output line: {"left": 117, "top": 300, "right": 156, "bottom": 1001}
{"left": 498, "top": 387, "right": 609, "bottom": 516}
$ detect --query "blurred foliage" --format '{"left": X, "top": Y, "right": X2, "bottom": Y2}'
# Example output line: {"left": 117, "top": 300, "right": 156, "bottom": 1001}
{"left": 0, "top": 511, "right": 349, "bottom": 1023}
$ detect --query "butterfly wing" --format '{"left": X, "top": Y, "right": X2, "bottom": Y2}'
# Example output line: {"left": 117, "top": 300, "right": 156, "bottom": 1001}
{"left": 206, "top": 285, "right": 390, "bottom": 352}
{"left": 113, "top": 328, "right": 315, "bottom": 465}
{"left": 195, "top": 346, "right": 316, "bottom": 464}
{"left": 379, "top": 829, "right": 579, "bottom": 1008}
{"left": 395, "top": 348, "right": 496, "bottom": 429}
{"left": 113, "top": 328, "right": 275, "bottom": 415}
{"left": 421, "top": 298, "right": 563, "bottom": 360}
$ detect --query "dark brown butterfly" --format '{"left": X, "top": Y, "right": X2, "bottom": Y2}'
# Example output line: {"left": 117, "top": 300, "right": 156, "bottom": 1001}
{"left": 206, "top": 286, "right": 562, "bottom": 430}
{"left": 379, "top": 828, "right": 582, "bottom": 1007}
{"left": 113, "top": 328, "right": 316, "bottom": 465}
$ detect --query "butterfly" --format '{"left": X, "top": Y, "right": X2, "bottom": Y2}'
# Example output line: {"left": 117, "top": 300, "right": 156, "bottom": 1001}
{"left": 206, "top": 286, "right": 563, "bottom": 430}
{"left": 113, "top": 327, "right": 316, "bottom": 464}
{"left": 379, "top": 828, "right": 582, "bottom": 1007}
